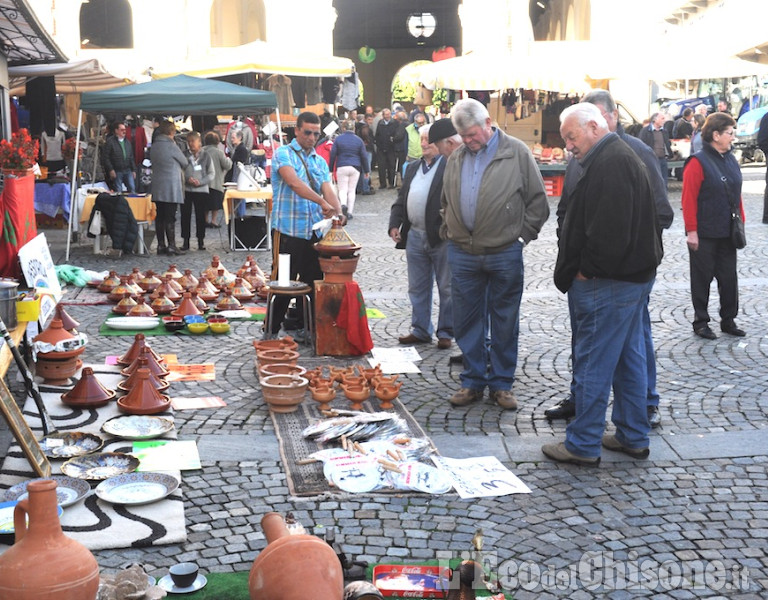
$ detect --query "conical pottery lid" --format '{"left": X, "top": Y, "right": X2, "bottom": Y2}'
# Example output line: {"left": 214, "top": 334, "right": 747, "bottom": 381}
{"left": 108, "top": 277, "right": 138, "bottom": 302}
{"left": 198, "top": 276, "right": 219, "bottom": 295}
{"left": 138, "top": 270, "right": 162, "bottom": 291}
{"left": 314, "top": 220, "right": 362, "bottom": 257}
{"left": 193, "top": 280, "right": 218, "bottom": 302}
{"left": 114, "top": 292, "right": 138, "bottom": 314}
{"left": 117, "top": 368, "right": 171, "bottom": 415}
{"left": 230, "top": 276, "right": 254, "bottom": 291}
{"left": 164, "top": 274, "right": 184, "bottom": 293}
{"left": 33, "top": 318, "right": 74, "bottom": 346}
{"left": 215, "top": 290, "right": 242, "bottom": 311}
{"left": 126, "top": 276, "right": 144, "bottom": 295}
{"left": 98, "top": 270, "right": 121, "bottom": 292}
{"left": 54, "top": 304, "right": 80, "bottom": 332}
{"left": 244, "top": 268, "right": 267, "bottom": 290}
{"left": 164, "top": 264, "right": 183, "bottom": 279}
{"left": 172, "top": 293, "right": 203, "bottom": 317}
{"left": 178, "top": 270, "right": 199, "bottom": 291}
{"left": 150, "top": 290, "right": 176, "bottom": 310}
{"left": 230, "top": 278, "right": 254, "bottom": 300}
{"left": 127, "top": 297, "right": 156, "bottom": 317}
{"left": 121, "top": 346, "right": 170, "bottom": 378}
{"left": 130, "top": 267, "right": 145, "bottom": 281}
{"left": 117, "top": 333, "right": 164, "bottom": 367}
{"left": 61, "top": 367, "right": 116, "bottom": 407}
{"left": 117, "top": 357, "right": 170, "bottom": 392}
{"left": 212, "top": 268, "right": 235, "bottom": 290}
{"left": 203, "top": 256, "right": 231, "bottom": 280}
{"left": 151, "top": 281, "right": 181, "bottom": 301}
{"left": 189, "top": 291, "right": 208, "bottom": 311}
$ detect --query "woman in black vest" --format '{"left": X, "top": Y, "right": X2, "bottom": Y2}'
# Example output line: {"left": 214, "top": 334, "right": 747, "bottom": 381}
{"left": 681, "top": 112, "right": 745, "bottom": 340}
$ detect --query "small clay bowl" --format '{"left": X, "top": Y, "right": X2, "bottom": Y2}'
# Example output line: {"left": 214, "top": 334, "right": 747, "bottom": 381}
{"left": 183, "top": 315, "right": 206, "bottom": 324}
{"left": 209, "top": 322, "right": 230, "bottom": 334}
{"left": 259, "top": 363, "right": 307, "bottom": 380}
{"left": 164, "top": 318, "right": 185, "bottom": 332}
{"left": 187, "top": 322, "right": 209, "bottom": 335}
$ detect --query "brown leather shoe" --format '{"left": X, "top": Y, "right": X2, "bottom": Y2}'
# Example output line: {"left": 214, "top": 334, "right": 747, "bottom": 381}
{"left": 449, "top": 387, "right": 483, "bottom": 406}
{"left": 490, "top": 390, "right": 518, "bottom": 410}
{"left": 541, "top": 442, "right": 600, "bottom": 466}
{"left": 601, "top": 434, "right": 650, "bottom": 459}
{"left": 398, "top": 333, "right": 430, "bottom": 345}
{"left": 437, "top": 338, "right": 452, "bottom": 350}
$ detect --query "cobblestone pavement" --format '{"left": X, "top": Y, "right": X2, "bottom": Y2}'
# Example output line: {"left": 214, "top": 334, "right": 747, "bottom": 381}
{"left": 4, "top": 166, "right": 768, "bottom": 598}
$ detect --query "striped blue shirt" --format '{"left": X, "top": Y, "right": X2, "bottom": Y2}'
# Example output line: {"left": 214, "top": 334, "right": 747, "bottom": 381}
{"left": 271, "top": 139, "right": 330, "bottom": 240}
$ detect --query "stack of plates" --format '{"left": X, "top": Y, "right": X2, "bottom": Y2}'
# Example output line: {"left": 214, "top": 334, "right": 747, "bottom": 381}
{"left": 105, "top": 316, "right": 160, "bottom": 330}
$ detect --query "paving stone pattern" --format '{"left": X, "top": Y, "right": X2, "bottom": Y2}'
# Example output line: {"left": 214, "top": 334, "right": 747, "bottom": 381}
{"left": 4, "top": 168, "right": 768, "bottom": 598}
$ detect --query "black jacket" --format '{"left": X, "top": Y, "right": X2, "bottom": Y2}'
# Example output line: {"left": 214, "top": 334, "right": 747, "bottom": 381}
{"left": 554, "top": 134, "right": 662, "bottom": 293}
{"left": 375, "top": 119, "right": 399, "bottom": 152}
{"left": 87, "top": 192, "right": 139, "bottom": 253}
{"left": 388, "top": 157, "right": 446, "bottom": 249}
{"left": 757, "top": 112, "right": 768, "bottom": 154}
{"left": 103, "top": 135, "right": 136, "bottom": 173}
{"left": 638, "top": 125, "right": 672, "bottom": 158}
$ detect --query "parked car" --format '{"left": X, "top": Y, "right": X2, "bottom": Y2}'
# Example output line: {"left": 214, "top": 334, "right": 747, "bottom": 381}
{"left": 734, "top": 106, "right": 768, "bottom": 163}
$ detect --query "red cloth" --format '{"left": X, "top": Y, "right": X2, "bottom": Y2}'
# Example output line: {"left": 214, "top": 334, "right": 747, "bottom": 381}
{"left": 336, "top": 281, "right": 373, "bottom": 355}
{"left": 0, "top": 174, "right": 37, "bottom": 279}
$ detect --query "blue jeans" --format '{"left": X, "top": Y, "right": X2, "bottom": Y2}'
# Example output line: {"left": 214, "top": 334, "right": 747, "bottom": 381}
{"left": 568, "top": 290, "right": 659, "bottom": 408}
{"left": 406, "top": 229, "right": 453, "bottom": 340}
{"left": 448, "top": 241, "right": 523, "bottom": 392}
{"left": 114, "top": 170, "right": 136, "bottom": 194}
{"left": 565, "top": 278, "right": 653, "bottom": 458}
{"left": 363, "top": 152, "right": 373, "bottom": 192}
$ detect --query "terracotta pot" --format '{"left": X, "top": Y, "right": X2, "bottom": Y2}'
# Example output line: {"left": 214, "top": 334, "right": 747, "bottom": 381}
{"left": 260, "top": 375, "right": 308, "bottom": 413}
{"left": 374, "top": 382, "right": 402, "bottom": 410}
{"left": 258, "top": 363, "right": 307, "bottom": 381}
{"left": 121, "top": 347, "right": 170, "bottom": 379}
{"left": 117, "top": 333, "right": 164, "bottom": 367}
{"left": 178, "top": 269, "right": 199, "bottom": 291}
{"left": 150, "top": 291, "right": 176, "bottom": 314}
{"left": 309, "top": 385, "right": 336, "bottom": 411}
{"left": 33, "top": 319, "right": 86, "bottom": 361}
{"left": 118, "top": 358, "right": 170, "bottom": 392}
{"left": 117, "top": 368, "right": 172, "bottom": 414}
{"left": 0, "top": 480, "right": 100, "bottom": 599}
{"left": 163, "top": 264, "right": 183, "bottom": 279}
{"left": 371, "top": 374, "right": 400, "bottom": 389}
{"left": 137, "top": 270, "right": 162, "bottom": 292}
{"left": 61, "top": 367, "right": 116, "bottom": 408}
{"left": 36, "top": 356, "right": 81, "bottom": 385}
{"left": 341, "top": 383, "right": 370, "bottom": 410}
{"left": 113, "top": 292, "right": 138, "bottom": 314}
{"left": 252, "top": 336, "right": 299, "bottom": 354}
{"left": 53, "top": 305, "right": 80, "bottom": 332}
{"left": 215, "top": 290, "right": 242, "bottom": 311}
{"left": 257, "top": 348, "right": 300, "bottom": 368}
{"left": 318, "top": 254, "right": 360, "bottom": 283}
{"left": 249, "top": 512, "right": 343, "bottom": 600}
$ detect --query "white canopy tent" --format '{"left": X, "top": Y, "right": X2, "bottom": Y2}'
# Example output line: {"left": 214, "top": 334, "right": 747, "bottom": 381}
{"left": 7, "top": 58, "right": 131, "bottom": 96}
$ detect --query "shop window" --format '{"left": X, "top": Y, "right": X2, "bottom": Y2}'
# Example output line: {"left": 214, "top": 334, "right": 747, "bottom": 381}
{"left": 79, "top": 0, "right": 133, "bottom": 49}
{"left": 210, "top": 0, "right": 266, "bottom": 47}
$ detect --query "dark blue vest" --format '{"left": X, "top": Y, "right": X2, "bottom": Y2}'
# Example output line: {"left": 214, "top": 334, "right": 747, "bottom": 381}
{"left": 687, "top": 144, "right": 742, "bottom": 238}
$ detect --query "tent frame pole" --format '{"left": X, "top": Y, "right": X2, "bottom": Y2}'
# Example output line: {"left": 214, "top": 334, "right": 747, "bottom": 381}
{"left": 65, "top": 109, "right": 83, "bottom": 262}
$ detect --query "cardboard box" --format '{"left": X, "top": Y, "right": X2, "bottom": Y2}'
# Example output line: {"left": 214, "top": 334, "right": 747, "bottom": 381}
{"left": 16, "top": 295, "right": 40, "bottom": 321}
{"left": 372, "top": 564, "right": 450, "bottom": 598}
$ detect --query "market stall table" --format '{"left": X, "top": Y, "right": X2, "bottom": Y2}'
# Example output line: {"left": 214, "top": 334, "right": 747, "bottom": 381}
{"left": 34, "top": 181, "right": 71, "bottom": 220}
{"left": 222, "top": 187, "right": 272, "bottom": 251}
{"left": 79, "top": 194, "right": 155, "bottom": 254}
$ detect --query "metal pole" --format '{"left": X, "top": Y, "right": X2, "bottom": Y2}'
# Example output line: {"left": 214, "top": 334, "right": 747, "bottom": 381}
{"left": 65, "top": 109, "right": 83, "bottom": 262}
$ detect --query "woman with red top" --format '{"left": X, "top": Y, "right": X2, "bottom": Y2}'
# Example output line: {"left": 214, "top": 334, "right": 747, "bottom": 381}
{"left": 682, "top": 112, "right": 745, "bottom": 340}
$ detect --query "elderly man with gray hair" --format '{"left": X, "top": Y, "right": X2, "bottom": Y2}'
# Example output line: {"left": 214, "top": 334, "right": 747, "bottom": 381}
{"left": 542, "top": 103, "right": 662, "bottom": 466}
{"left": 441, "top": 99, "right": 549, "bottom": 410}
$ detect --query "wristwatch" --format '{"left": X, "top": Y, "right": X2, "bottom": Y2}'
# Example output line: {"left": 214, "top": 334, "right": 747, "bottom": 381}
{"left": 518, "top": 237, "right": 526, "bottom": 246}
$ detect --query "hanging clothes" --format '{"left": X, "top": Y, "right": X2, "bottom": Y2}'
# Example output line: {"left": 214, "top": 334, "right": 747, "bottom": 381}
{"left": 266, "top": 74, "right": 296, "bottom": 115}
{"left": 321, "top": 77, "right": 340, "bottom": 104}
{"left": 340, "top": 70, "right": 360, "bottom": 111}
{"left": 291, "top": 76, "right": 307, "bottom": 109}
{"left": 306, "top": 77, "right": 323, "bottom": 105}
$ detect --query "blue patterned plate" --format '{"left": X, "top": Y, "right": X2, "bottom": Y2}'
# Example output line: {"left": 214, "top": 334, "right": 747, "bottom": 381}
{"left": 101, "top": 415, "right": 175, "bottom": 440}
{"left": 4, "top": 476, "right": 90, "bottom": 508}
{"left": 0, "top": 501, "right": 64, "bottom": 534}
{"left": 38, "top": 432, "right": 104, "bottom": 458}
{"left": 95, "top": 472, "right": 179, "bottom": 505}
{"left": 60, "top": 452, "right": 140, "bottom": 481}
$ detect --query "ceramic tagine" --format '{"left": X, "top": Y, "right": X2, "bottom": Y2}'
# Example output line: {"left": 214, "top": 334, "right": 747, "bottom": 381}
{"left": 150, "top": 291, "right": 176, "bottom": 315}
{"left": 107, "top": 277, "right": 138, "bottom": 303}
{"left": 212, "top": 268, "right": 236, "bottom": 291}
{"left": 118, "top": 357, "right": 170, "bottom": 393}
{"left": 0, "top": 480, "right": 100, "bottom": 599}
{"left": 117, "top": 333, "right": 164, "bottom": 367}
{"left": 53, "top": 304, "right": 80, "bottom": 333}
{"left": 163, "top": 264, "right": 183, "bottom": 279}
{"left": 126, "top": 296, "right": 156, "bottom": 317}
{"left": 121, "top": 347, "right": 170, "bottom": 379}
{"left": 178, "top": 269, "right": 199, "bottom": 291}
{"left": 117, "top": 368, "right": 172, "bottom": 415}
{"left": 151, "top": 280, "right": 181, "bottom": 302}
{"left": 163, "top": 274, "right": 184, "bottom": 294}
{"left": 98, "top": 271, "right": 121, "bottom": 293}
{"left": 32, "top": 318, "right": 86, "bottom": 361}
{"left": 229, "top": 277, "right": 255, "bottom": 301}
{"left": 193, "top": 277, "right": 219, "bottom": 302}
{"left": 113, "top": 292, "right": 138, "bottom": 315}
{"left": 125, "top": 276, "right": 144, "bottom": 296}
{"left": 203, "top": 255, "right": 231, "bottom": 281}
{"left": 130, "top": 267, "right": 145, "bottom": 281}
{"left": 172, "top": 292, "right": 203, "bottom": 317}
{"left": 138, "top": 270, "right": 162, "bottom": 292}
{"left": 215, "top": 290, "right": 242, "bottom": 311}
{"left": 60, "top": 367, "right": 116, "bottom": 408}
{"left": 314, "top": 219, "right": 361, "bottom": 257}
{"left": 189, "top": 291, "right": 208, "bottom": 313}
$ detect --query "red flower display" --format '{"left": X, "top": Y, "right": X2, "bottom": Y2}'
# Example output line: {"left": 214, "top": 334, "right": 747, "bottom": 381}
{"left": 0, "top": 128, "right": 39, "bottom": 171}
{"left": 62, "top": 137, "right": 83, "bottom": 162}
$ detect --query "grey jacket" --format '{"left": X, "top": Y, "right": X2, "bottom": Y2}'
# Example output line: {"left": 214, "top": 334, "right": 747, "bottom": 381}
{"left": 150, "top": 135, "right": 187, "bottom": 205}
{"left": 184, "top": 149, "right": 215, "bottom": 194}
{"left": 441, "top": 129, "right": 549, "bottom": 254}
{"left": 202, "top": 145, "right": 232, "bottom": 192}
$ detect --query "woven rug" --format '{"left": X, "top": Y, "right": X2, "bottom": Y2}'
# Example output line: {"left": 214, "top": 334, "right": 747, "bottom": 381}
{"left": 271, "top": 396, "right": 437, "bottom": 497}
{"left": 0, "top": 366, "right": 187, "bottom": 551}
{"left": 59, "top": 285, "right": 111, "bottom": 306}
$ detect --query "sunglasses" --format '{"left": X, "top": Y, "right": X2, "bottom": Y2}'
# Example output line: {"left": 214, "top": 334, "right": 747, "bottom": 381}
{"left": 302, "top": 130, "right": 321, "bottom": 137}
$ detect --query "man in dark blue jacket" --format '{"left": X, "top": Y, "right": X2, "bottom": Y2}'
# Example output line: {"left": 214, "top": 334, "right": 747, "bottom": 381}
{"left": 758, "top": 112, "right": 768, "bottom": 223}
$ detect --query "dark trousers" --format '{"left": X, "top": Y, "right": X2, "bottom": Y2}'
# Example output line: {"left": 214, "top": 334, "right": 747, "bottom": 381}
{"left": 269, "top": 231, "right": 322, "bottom": 334}
{"left": 181, "top": 191, "right": 208, "bottom": 243}
{"left": 688, "top": 237, "right": 738, "bottom": 330}
{"left": 378, "top": 149, "right": 396, "bottom": 188}
{"left": 763, "top": 167, "right": 768, "bottom": 223}
{"left": 154, "top": 201, "right": 178, "bottom": 250}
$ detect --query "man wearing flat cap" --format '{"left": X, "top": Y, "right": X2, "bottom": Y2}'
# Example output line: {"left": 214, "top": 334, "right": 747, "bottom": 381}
{"left": 389, "top": 120, "right": 460, "bottom": 350}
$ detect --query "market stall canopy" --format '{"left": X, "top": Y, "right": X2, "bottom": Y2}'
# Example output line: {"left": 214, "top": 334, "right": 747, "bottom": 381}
{"left": 154, "top": 40, "right": 354, "bottom": 79}
{"left": 79, "top": 74, "right": 278, "bottom": 115}
{"left": 8, "top": 59, "right": 131, "bottom": 96}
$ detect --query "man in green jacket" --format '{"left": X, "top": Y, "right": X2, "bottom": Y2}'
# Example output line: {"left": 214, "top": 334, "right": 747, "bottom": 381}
{"left": 440, "top": 99, "right": 549, "bottom": 410}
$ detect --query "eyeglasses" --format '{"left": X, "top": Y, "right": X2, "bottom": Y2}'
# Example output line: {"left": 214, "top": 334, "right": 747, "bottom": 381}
{"left": 302, "top": 130, "right": 321, "bottom": 137}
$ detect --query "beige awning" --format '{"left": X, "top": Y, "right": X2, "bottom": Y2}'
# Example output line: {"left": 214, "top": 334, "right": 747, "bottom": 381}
{"left": 8, "top": 58, "right": 132, "bottom": 95}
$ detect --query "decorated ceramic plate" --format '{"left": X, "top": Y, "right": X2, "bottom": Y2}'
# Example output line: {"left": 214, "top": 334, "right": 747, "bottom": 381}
{"left": 3, "top": 475, "right": 91, "bottom": 508}
{"left": 61, "top": 452, "right": 140, "bottom": 481}
{"left": 38, "top": 431, "right": 104, "bottom": 458}
{"left": 105, "top": 317, "right": 160, "bottom": 331}
{"left": 95, "top": 472, "right": 179, "bottom": 505}
{"left": 101, "top": 415, "right": 175, "bottom": 440}
{"left": 0, "top": 501, "right": 64, "bottom": 534}
{"left": 388, "top": 462, "right": 453, "bottom": 494}
{"left": 157, "top": 574, "right": 208, "bottom": 594}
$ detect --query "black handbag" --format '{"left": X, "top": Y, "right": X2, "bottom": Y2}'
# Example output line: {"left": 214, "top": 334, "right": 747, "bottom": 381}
{"left": 730, "top": 210, "right": 746, "bottom": 249}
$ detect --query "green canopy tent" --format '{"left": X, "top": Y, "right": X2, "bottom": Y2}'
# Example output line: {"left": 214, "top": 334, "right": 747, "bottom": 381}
{"left": 67, "top": 74, "right": 279, "bottom": 259}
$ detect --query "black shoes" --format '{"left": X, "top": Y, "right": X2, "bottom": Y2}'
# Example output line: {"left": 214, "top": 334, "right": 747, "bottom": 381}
{"left": 721, "top": 322, "right": 746, "bottom": 337}
{"left": 545, "top": 397, "right": 576, "bottom": 420}
{"left": 694, "top": 326, "right": 717, "bottom": 340}
{"left": 648, "top": 406, "right": 661, "bottom": 428}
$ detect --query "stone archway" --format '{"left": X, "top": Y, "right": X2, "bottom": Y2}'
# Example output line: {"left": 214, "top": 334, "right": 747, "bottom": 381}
{"left": 210, "top": 0, "right": 266, "bottom": 47}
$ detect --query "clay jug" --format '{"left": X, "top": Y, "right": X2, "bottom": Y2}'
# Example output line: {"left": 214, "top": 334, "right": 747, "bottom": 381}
{"left": 249, "top": 512, "right": 343, "bottom": 600}
{"left": 0, "top": 479, "right": 100, "bottom": 599}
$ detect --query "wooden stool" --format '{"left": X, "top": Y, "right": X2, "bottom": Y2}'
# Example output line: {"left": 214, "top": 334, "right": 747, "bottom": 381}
{"left": 264, "top": 281, "right": 314, "bottom": 349}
